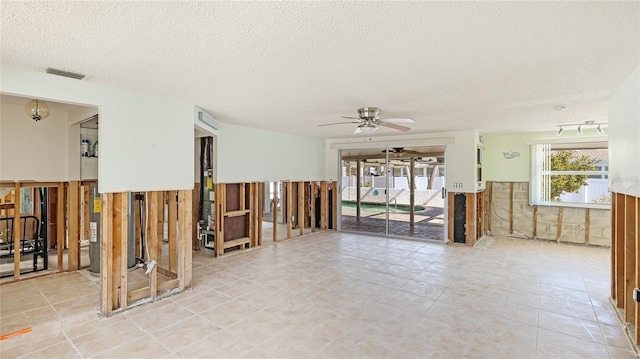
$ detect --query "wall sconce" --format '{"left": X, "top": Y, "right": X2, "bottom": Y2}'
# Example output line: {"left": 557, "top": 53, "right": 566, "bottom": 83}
{"left": 556, "top": 121, "right": 606, "bottom": 136}
{"left": 25, "top": 99, "right": 50, "bottom": 121}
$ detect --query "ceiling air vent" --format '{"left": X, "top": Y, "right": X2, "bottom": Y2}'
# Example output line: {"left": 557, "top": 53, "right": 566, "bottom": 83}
{"left": 198, "top": 111, "right": 219, "bottom": 130}
{"left": 45, "top": 67, "right": 86, "bottom": 80}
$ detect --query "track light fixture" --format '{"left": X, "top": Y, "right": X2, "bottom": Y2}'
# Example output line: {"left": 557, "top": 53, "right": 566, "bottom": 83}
{"left": 555, "top": 121, "right": 606, "bottom": 136}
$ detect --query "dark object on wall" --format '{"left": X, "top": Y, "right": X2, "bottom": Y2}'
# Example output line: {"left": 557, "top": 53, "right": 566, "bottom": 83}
{"left": 453, "top": 193, "right": 466, "bottom": 243}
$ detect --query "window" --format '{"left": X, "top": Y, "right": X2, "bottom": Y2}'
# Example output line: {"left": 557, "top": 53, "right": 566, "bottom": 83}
{"left": 530, "top": 141, "right": 609, "bottom": 208}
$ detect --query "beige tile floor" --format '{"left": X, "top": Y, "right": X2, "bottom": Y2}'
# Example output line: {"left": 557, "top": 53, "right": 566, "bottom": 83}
{"left": 0, "top": 232, "right": 637, "bottom": 358}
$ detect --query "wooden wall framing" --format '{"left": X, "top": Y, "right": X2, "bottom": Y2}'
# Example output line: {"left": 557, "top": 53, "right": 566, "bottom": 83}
{"left": 447, "top": 190, "right": 486, "bottom": 246}
{"left": 0, "top": 180, "right": 83, "bottom": 280}
{"left": 611, "top": 192, "right": 640, "bottom": 347}
{"left": 214, "top": 182, "right": 261, "bottom": 256}
{"left": 485, "top": 181, "right": 611, "bottom": 246}
{"left": 100, "top": 190, "right": 192, "bottom": 316}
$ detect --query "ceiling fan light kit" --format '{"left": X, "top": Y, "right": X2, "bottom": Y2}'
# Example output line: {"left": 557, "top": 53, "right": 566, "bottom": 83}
{"left": 319, "top": 107, "right": 415, "bottom": 135}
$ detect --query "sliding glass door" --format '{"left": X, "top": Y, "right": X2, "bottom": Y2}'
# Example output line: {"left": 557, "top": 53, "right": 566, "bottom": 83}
{"left": 339, "top": 146, "right": 446, "bottom": 241}
{"left": 340, "top": 148, "right": 388, "bottom": 236}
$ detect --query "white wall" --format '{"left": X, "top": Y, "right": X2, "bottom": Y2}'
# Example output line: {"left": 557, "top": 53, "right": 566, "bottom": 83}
{"left": 609, "top": 64, "right": 640, "bottom": 197}
{"left": 217, "top": 123, "right": 325, "bottom": 183}
{"left": 484, "top": 131, "right": 608, "bottom": 182}
{"left": 325, "top": 130, "right": 477, "bottom": 193}
{"left": 484, "top": 133, "right": 533, "bottom": 182}
{"left": 0, "top": 101, "right": 69, "bottom": 181}
{"left": 1, "top": 66, "right": 194, "bottom": 193}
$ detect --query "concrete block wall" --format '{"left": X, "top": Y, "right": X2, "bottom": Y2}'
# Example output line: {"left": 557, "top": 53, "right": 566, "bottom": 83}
{"left": 489, "top": 182, "right": 513, "bottom": 235}
{"left": 513, "top": 182, "right": 535, "bottom": 237}
{"left": 488, "top": 181, "right": 611, "bottom": 246}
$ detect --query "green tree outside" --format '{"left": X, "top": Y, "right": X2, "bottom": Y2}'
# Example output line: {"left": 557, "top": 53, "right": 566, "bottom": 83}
{"left": 550, "top": 150, "right": 598, "bottom": 201}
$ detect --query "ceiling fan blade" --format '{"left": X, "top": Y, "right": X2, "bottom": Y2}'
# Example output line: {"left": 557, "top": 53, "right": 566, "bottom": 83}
{"left": 341, "top": 116, "right": 361, "bottom": 120}
{"left": 318, "top": 121, "right": 361, "bottom": 127}
{"left": 353, "top": 127, "right": 362, "bottom": 134}
{"left": 379, "top": 122, "right": 411, "bottom": 132}
{"left": 380, "top": 117, "right": 415, "bottom": 123}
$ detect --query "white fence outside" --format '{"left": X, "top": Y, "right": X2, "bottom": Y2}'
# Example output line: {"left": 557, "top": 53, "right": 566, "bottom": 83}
{"left": 559, "top": 179, "right": 610, "bottom": 204}
{"left": 341, "top": 176, "right": 444, "bottom": 191}
{"left": 341, "top": 176, "right": 445, "bottom": 208}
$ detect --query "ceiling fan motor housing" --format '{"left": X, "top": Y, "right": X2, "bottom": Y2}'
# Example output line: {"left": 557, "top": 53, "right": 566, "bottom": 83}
{"left": 358, "top": 107, "right": 380, "bottom": 119}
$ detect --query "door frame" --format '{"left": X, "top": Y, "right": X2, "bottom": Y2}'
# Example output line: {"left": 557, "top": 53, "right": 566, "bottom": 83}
{"left": 337, "top": 144, "right": 448, "bottom": 242}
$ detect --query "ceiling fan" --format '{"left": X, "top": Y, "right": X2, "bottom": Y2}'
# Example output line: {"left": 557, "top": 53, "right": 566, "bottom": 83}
{"left": 384, "top": 147, "right": 423, "bottom": 157}
{"left": 319, "top": 107, "right": 415, "bottom": 134}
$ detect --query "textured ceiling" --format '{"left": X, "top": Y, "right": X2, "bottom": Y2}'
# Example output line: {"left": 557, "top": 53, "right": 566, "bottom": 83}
{"left": 1, "top": 2, "right": 638, "bottom": 139}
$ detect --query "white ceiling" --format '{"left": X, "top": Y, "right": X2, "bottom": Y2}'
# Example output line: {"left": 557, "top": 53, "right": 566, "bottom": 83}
{"left": 1, "top": 2, "right": 638, "bottom": 139}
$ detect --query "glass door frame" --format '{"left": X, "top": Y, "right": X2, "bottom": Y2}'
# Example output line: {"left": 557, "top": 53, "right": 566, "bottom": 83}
{"left": 337, "top": 145, "right": 448, "bottom": 242}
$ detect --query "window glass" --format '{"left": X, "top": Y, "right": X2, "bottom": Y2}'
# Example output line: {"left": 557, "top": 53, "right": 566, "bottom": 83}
{"left": 530, "top": 143, "right": 609, "bottom": 207}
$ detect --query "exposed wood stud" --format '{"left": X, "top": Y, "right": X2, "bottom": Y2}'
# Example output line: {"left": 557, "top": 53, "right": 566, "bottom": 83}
{"left": 239, "top": 183, "right": 246, "bottom": 211}
{"left": 135, "top": 195, "right": 141, "bottom": 258}
{"left": 320, "top": 181, "right": 328, "bottom": 229}
{"left": 532, "top": 205, "right": 538, "bottom": 238}
{"left": 612, "top": 193, "right": 617, "bottom": 301}
{"left": 248, "top": 183, "right": 254, "bottom": 246}
{"left": 168, "top": 190, "right": 178, "bottom": 272}
{"left": 509, "top": 182, "right": 514, "bottom": 234}
{"left": 57, "top": 183, "right": 64, "bottom": 271}
{"left": 556, "top": 207, "right": 563, "bottom": 242}
{"left": 257, "top": 183, "right": 263, "bottom": 246}
{"left": 100, "top": 193, "right": 113, "bottom": 316}
{"left": 615, "top": 193, "right": 625, "bottom": 308}
{"left": 83, "top": 184, "right": 91, "bottom": 242}
{"left": 287, "top": 181, "right": 292, "bottom": 239}
{"left": 465, "top": 193, "right": 476, "bottom": 246}
{"left": 13, "top": 182, "right": 21, "bottom": 279}
{"left": 273, "top": 182, "right": 278, "bottom": 242}
{"left": 331, "top": 181, "right": 338, "bottom": 230}
{"left": 486, "top": 181, "right": 493, "bottom": 232}
{"left": 111, "top": 193, "right": 122, "bottom": 310}
{"left": 298, "top": 181, "right": 304, "bottom": 236}
{"left": 192, "top": 183, "right": 201, "bottom": 251}
{"left": 215, "top": 183, "right": 224, "bottom": 257}
{"left": 118, "top": 193, "right": 128, "bottom": 311}
{"left": 158, "top": 279, "right": 180, "bottom": 293}
{"left": 127, "top": 287, "right": 151, "bottom": 303}
{"left": 178, "top": 190, "right": 192, "bottom": 291}
{"left": 147, "top": 192, "right": 159, "bottom": 300}
{"left": 155, "top": 192, "right": 164, "bottom": 266}
{"left": 584, "top": 208, "right": 590, "bottom": 246}
{"left": 247, "top": 183, "right": 254, "bottom": 247}
{"left": 635, "top": 196, "right": 640, "bottom": 345}
{"left": 447, "top": 192, "right": 454, "bottom": 242}
{"left": 311, "top": 183, "right": 317, "bottom": 232}
{"left": 624, "top": 195, "right": 636, "bottom": 323}
{"left": 68, "top": 181, "right": 80, "bottom": 271}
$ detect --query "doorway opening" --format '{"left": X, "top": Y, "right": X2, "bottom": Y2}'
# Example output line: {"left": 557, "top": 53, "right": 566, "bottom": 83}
{"left": 339, "top": 146, "right": 446, "bottom": 241}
